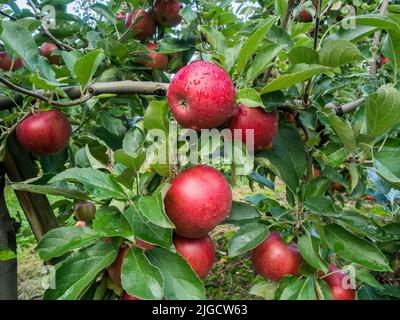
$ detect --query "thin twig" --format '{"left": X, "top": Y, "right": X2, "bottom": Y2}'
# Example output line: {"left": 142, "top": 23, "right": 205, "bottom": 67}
{"left": 325, "top": 98, "right": 365, "bottom": 115}
{"left": 0, "top": 10, "right": 17, "bottom": 20}
{"left": 262, "top": 0, "right": 296, "bottom": 84}
{"left": 26, "top": 0, "right": 74, "bottom": 51}
{"left": 369, "top": 0, "right": 389, "bottom": 76}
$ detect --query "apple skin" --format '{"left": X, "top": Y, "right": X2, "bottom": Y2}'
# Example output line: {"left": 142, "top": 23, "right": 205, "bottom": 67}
{"left": 173, "top": 234, "right": 215, "bottom": 279}
{"left": 0, "top": 52, "right": 24, "bottom": 71}
{"left": 164, "top": 165, "right": 232, "bottom": 238}
{"left": 107, "top": 245, "right": 129, "bottom": 286}
{"left": 137, "top": 43, "right": 169, "bottom": 70}
{"left": 229, "top": 104, "right": 278, "bottom": 151}
{"left": 125, "top": 9, "right": 156, "bottom": 41}
{"left": 154, "top": 0, "right": 182, "bottom": 27}
{"left": 319, "top": 264, "right": 356, "bottom": 300}
{"left": 16, "top": 110, "right": 72, "bottom": 156}
{"left": 121, "top": 292, "right": 142, "bottom": 300}
{"left": 314, "top": 168, "right": 321, "bottom": 177}
{"left": 167, "top": 60, "right": 236, "bottom": 130}
{"left": 39, "top": 43, "right": 61, "bottom": 65}
{"left": 75, "top": 221, "right": 86, "bottom": 228}
{"left": 251, "top": 231, "right": 303, "bottom": 281}
{"left": 74, "top": 201, "right": 96, "bottom": 223}
{"left": 299, "top": 10, "right": 313, "bottom": 22}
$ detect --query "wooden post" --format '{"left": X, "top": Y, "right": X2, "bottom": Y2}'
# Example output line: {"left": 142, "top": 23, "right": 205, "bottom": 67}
{"left": 4, "top": 133, "right": 58, "bottom": 241}
{"left": 0, "top": 163, "right": 18, "bottom": 300}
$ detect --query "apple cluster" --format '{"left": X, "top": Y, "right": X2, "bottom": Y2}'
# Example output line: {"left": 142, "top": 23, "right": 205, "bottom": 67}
{"left": 123, "top": 0, "right": 183, "bottom": 70}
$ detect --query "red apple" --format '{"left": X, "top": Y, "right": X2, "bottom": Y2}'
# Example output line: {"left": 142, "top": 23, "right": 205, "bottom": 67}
{"left": 16, "top": 110, "right": 72, "bottom": 156}
{"left": 380, "top": 56, "right": 389, "bottom": 65}
{"left": 137, "top": 42, "right": 168, "bottom": 70}
{"left": 75, "top": 221, "right": 86, "bottom": 228}
{"left": 39, "top": 43, "right": 61, "bottom": 65}
{"left": 332, "top": 181, "right": 343, "bottom": 191}
{"left": 117, "top": 13, "right": 126, "bottom": 20}
{"left": 173, "top": 234, "right": 215, "bottom": 279}
{"left": 74, "top": 201, "right": 96, "bottom": 223}
{"left": 154, "top": 0, "right": 182, "bottom": 27}
{"left": 251, "top": 231, "right": 303, "bottom": 281}
{"left": 167, "top": 60, "right": 236, "bottom": 130}
{"left": 319, "top": 264, "right": 356, "bottom": 300}
{"left": 107, "top": 245, "right": 129, "bottom": 286}
{"left": 125, "top": 9, "right": 156, "bottom": 41}
{"left": 0, "top": 51, "right": 24, "bottom": 71}
{"left": 121, "top": 292, "right": 142, "bottom": 300}
{"left": 299, "top": 9, "right": 313, "bottom": 22}
{"left": 314, "top": 167, "right": 321, "bottom": 177}
{"left": 229, "top": 105, "right": 278, "bottom": 151}
{"left": 164, "top": 165, "right": 232, "bottom": 238}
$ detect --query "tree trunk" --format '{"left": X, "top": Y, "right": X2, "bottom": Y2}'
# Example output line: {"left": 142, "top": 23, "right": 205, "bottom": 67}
{"left": 0, "top": 163, "right": 18, "bottom": 300}
{"left": 4, "top": 133, "right": 58, "bottom": 241}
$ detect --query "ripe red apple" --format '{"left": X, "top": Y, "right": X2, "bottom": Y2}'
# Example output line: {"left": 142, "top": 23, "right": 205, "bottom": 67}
{"left": 125, "top": 9, "right": 156, "bottom": 41}
{"left": 332, "top": 181, "right": 343, "bottom": 191}
{"left": 0, "top": 52, "right": 24, "bottom": 71}
{"left": 167, "top": 60, "right": 236, "bottom": 130}
{"left": 39, "top": 43, "right": 61, "bottom": 65}
{"left": 74, "top": 201, "right": 96, "bottom": 223}
{"left": 137, "top": 42, "right": 169, "bottom": 70}
{"left": 154, "top": 0, "right": 182, "bottom": 27}
{"left": 75, "top": 221, "right": 86, "bottom": 228}
{"left": 380, "top": 55, "right": 389, "bottom": 65}
{"left": 251, "top": 231, "right": 303, "bottom": 281}
{"left": 299, "top": 9, "right": 313, "bottom": 22}
{"left": 107, "top": 245, "right": 129, "bottom": 286}
{"left": 16, "top": 110, "right": 72, "bottom": 156}
{"left": 229, "top": 104, "right": 278, "bottom": 151}
{"left": 164, "top": 165, "right": 232, "bottom": 238}
{"left": 117, "top": 13, "right": 126, "bottom": 20}
{"left": 121, "top": 292, "right": 142, "bottom": 300}
{"left": 173, "top": 234, "right": 215, "bottom": 279}
{"left": 319, "top": 264, "right": 356, "bottom": 300}
{"left": 314, "top": 167, "right": 321, "bottom": 177}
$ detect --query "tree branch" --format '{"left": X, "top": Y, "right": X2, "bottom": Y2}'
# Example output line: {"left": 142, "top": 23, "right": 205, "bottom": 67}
{"left": 27, "top": 0, "right": 74, "bottom": 51}
{"left": 369, "top": 0, "right": 389, "bottom": 76}
{"left": 0, "top": 9, "right": 17, "bottom": 21}
{"left": 325, "top": 98, "right": 365, "bottom": 115}
{"left": 261, "top": 0, "right": 296, "bottom": 84}
{"left": 0, "top": 80, "right": 170, "bottom": 110}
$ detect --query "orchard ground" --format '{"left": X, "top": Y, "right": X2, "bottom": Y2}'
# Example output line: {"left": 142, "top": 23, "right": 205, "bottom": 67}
{"left": 7, "top": 180, "right": 384, "bottom": 300}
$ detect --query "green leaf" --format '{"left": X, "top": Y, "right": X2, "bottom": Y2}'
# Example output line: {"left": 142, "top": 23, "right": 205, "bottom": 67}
{"left": 74, "top": 50, "right": 105, "bottom": 88}
{"left": 227, "top": 222, "right": 268, "bottom": 257}
{"left": 298, "top": 235, "right": 328, "bottom": 272}
{"left": 1, "top": 20, "right": 38, "bottom": 71}
{"left": 319, "top": 40, "right": 364, "bottom": 68}
{"left": 50, "top": 168, "right": 127, "bottom": 200}
{"left": 344, "top": 14, "right": 400, "bottom": 31}
{"left": 324, "top": 224, "right": 392, "bottom": 272}
{"left": 256, "top": 124, "right": 307, "bottom": 193}
{"left": 37, "top": 227, "right": 98, "bottom": 261}
{"left": 44, "top": 242, "right": 118, "bottom": 300}
{"left": 92, "top": 3, "right": 116, "bottom": 24}
{"left": 122, "top": 248, "right": 164, "bottom": 300}
{"left": 260, "top": 65, "right": 331, "bottom": 94}
{"left": 138, "top": 191, "right": 174, "bottom": 229}
{"left": 327, "top": 114, "right": 357, "bottom": 153}
{"left": 297, "top": 276, "right": 318, "bottom": 300}
{"left": 287, "top": 46, "right": 319, "bottom": 65}
{"left": 356, "top": 267, "right": 384, "bottom": 290}
{"left": 365, "top": 85, "right": 400, "bottom": 137}
{"left": 304, "top": 196, "right": 338, "bottom": 215}
{"left": 92, "top": 206, "right": 134, "bottom": 239}
{"left": 0, "top": 248, "right": 16, "bottom": 261}
{"left": 246, "top": 43, "right": 286, "bottom": 83}
{"left": 226, "top": 201, "right": 261, "bottom": 225}
{"left": 144, "top": 100, "right": 169, "bottom": 132}
{"left": 10, "top": 182, "right": 90, "bottom": 200}
{"left": 123, "top": 127, "right": 145, "bottom": 157}
{"left": 236, "top": 88, "right": 263, "bottom": 107}
{"left": 124, "top": 205, "right": 173, "bottom": 249}
{"left": 147, "top": 248, "right": 206, "bottom": 300}
{"left": 249, "top": 281, "right": 278, "bottom": 300}
{"left": 236, "top": 17, "right": 277, "bottom": 74}
{"left": 374, "top": 139, "right": 400, "bottom": 188}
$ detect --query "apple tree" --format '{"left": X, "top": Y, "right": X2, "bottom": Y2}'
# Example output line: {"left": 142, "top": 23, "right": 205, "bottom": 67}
{"left": 0, "top": 0, "right": 400, "bottom": 300}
